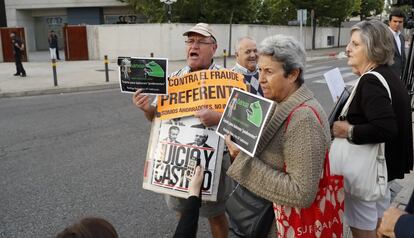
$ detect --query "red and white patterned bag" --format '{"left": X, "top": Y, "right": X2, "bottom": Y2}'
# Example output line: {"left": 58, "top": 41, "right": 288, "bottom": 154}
{"left": 274, "top": 104, "right": 344, "bottom": 238}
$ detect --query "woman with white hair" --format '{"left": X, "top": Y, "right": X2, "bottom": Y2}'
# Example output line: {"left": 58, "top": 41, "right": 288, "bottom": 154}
{"left": 225, "top": 34, "right": 333, "bottom": 237}
{"left": 331, "top": 20, "right": 413, "bottom": 238}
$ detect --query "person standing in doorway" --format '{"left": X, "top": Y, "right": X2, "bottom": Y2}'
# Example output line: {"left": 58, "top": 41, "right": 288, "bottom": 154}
{"left": 48, "top": 30, "right": 59, "bottom": 60}
{"left": 388, "top": 8, "right": 406, "bottom": 78}
{"left": 10, "top": 32, "right": 26, "bottom": 77}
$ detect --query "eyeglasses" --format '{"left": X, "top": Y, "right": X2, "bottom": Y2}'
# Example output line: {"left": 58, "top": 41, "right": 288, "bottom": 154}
{"left": 185, "top": 39, "right": 215, "bottom": 46}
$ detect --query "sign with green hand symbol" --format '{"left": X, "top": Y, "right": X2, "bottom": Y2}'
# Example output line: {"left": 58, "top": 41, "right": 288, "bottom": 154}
{"left": 216, "top": 88, "right": 273, "bottom": 157}
{"left": 118, "top": 57, "right": 168, "bottom": 95}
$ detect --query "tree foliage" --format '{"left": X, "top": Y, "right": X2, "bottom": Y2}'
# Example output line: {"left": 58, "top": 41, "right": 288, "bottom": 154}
{"left": 119, "top": 0, "right": 358, "bottom": 27}
{"left": 353, "top": 0, "right": 384, "bottom": 20}
{"left": 119, "top": 0, "right": 260, "bottom": 23}
{"left": 256, "top": 0, "right": 297, "bottom": 25}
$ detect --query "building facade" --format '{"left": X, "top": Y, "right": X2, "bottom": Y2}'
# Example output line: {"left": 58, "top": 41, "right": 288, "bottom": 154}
{"left": 4, "top": 0, "right": 143, "bottom": 51}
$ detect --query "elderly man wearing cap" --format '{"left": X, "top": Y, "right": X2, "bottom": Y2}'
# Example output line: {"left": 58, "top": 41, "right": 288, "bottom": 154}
{"left": 132, "top": 23, "right": 230, "bottom": 238}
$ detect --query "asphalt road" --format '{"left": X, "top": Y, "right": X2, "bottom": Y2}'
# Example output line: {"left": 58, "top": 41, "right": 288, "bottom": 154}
{"left": 0, "top": 58, "right": 350, "bottom": 238}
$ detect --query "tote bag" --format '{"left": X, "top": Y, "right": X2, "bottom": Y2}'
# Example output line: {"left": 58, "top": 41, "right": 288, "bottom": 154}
{"left": 274, "top": 104, "right": 344, "bottom": 238}
{"left": 329, "top": 71, "right": 390, "bottom": 201}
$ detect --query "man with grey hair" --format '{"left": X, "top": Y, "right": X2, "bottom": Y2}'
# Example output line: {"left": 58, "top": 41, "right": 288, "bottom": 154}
{"left": 232, "top": 37, "right": 263, "bottom": 96}
{"left": 132, "top": 23, "right": 230, "bottom": 238}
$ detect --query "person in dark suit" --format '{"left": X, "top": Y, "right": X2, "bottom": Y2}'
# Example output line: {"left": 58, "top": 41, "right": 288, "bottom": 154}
{"left": 10, "top": 32, "right": 26, "bottom": 77}
{"left": 388, "top": 8, "right": 406, "bottom": 78}
{"left": 378, "top": 189, "right": 414, "bottom": 238}
{"left": 188, "top": 132, "right": 211, "bottom": 148}
{"left": 163, "top": 125, "right": 181, "bottom": 144}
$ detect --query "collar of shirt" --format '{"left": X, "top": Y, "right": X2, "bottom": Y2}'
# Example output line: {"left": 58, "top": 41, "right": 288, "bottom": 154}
{"left": 388, "top": 26, "right": 401, "bottom": 36}
{"left": 232, "top": 63, "right": 259, "bottom": 75}
{"left": 185, "top": 60, "right": 220, "bottom": 74}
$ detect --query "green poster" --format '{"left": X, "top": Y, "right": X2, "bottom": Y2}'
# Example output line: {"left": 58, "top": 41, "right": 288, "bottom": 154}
{"left": 216, "top": 88, "right": 273, "bottom": 157}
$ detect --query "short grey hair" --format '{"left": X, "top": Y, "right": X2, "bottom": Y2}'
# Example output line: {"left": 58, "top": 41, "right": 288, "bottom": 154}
{"left": 235, "top": 36, "right": 256, "bottom": 53}
{"left": 351, "top": 20, "right": 394, "bottom": 66}
{"left": 258, "top": 34, "right": 306, "bottom": 85}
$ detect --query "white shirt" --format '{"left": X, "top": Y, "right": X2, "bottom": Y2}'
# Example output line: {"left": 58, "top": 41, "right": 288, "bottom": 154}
{"left": 389, "top": 27, "right": 402, "bottom": 55}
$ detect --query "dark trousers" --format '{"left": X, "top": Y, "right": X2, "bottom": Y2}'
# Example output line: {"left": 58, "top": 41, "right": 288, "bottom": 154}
{"left": 15, "top": 56, "right": 26, "bottom": 75}
{"left": 56, "top": 45, "right": 60, "bottom": 60}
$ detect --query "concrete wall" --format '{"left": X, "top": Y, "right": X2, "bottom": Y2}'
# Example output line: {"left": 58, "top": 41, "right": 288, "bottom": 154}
{"left": 87, "top": 23, "right": 351, "bottom": 61}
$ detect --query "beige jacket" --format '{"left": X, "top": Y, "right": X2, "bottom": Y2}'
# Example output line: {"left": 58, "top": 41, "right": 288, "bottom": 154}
{"left": 227, "top": 85, "right": 331, "bottom": 208}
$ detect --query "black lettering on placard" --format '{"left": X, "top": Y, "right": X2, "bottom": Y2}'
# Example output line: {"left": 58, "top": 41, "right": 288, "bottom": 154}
{"left": 160, "top": 85, "right": 244, "bottom": 106}
{"left": 202, "top": 170, "right": 212, "bottom": 190}
{"left": 155, "top": 144, "right": 215, "bottom": 189}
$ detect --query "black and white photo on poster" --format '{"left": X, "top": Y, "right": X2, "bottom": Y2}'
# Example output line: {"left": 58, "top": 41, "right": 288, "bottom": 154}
{"left": 118, "top": 57, "right": 168, "bottom": 95}
{"left": 142, "top": 116, "right": 224, "bottom": 201}
{"left": 216, "top": 88, "right": 273, "bottom": 157}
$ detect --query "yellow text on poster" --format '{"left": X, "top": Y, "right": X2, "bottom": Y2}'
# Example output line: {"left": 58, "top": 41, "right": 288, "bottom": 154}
{"left": 157, "top": 69, "right": 247, "bottom": 120}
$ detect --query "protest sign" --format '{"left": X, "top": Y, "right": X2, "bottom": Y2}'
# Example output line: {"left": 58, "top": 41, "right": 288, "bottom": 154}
{"left": 143, "top": 116, "right": 224, "bottom": 201}
{"left": 118, "top": 57, "right": 168, "bottom": 95}
{"left": 157, "top": 69, "right": 247, "bottom": 120}
{"left": 216, "top": 88, "right": 273, "bottom": 157}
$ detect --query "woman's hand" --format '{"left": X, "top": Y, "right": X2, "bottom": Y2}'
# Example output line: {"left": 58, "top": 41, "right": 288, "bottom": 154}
{"left": 188, "top": 166, "right": 204, "bottom": 197}
{"left": 332, "top": 120, "right": 351, "bottom": 138}
{"left": 225, "top": 135, "right": 240, "bottom": 162}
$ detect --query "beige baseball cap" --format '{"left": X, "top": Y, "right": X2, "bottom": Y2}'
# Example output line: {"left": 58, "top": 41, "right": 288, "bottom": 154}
{"left": 183, "top": 23, "right": 216, "bottom": 42}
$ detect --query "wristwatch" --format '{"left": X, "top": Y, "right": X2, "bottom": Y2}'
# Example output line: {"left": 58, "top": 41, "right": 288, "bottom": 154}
{"left": 347, "top": 125, "right": 354, "bottom": 142}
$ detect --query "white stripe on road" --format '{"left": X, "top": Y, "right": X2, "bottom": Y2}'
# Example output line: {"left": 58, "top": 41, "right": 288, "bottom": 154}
{"left": 306, "top": 67, "right": 354, "bottom": 81}
{"left": 305, "top": 65, "right": 332, "bottom": 74}
{"left": 313, "top": 77, "right": 357, "bottom": 86}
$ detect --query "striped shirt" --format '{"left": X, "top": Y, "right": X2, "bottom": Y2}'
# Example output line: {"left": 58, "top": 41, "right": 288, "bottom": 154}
{"left": 231, "top": 63, "right": 263, "bottom": 96}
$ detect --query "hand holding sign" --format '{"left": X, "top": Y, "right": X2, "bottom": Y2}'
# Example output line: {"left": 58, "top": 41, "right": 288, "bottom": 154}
{"left": 189, "top": 166, "right": 205, "bottom": 197}
{"left": 225, "top": 135, "right": 240, "bottom": 162}
{"left": 132, "top": 89, "right": 156, "bottom": 121}
{"left": 194, "top": 109, "right": 222, "bottom": 127}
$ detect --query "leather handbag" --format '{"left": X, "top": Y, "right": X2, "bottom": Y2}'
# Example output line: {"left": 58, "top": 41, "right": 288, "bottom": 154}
{"left": 274, "top": 104, "right": 344, "bottom": 238}
{"left": 226, "top": 180, "right": 275, "bottom": 238}
{"left": 329, "top": 71, "right": 390, "bottom": 201}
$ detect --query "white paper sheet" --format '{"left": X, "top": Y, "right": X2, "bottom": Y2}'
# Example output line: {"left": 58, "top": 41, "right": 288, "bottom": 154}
{"left": 324, "top": 67, "right": 346, "bottom": 102}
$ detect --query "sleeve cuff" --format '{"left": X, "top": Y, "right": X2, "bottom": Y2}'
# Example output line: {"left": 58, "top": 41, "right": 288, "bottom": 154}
{"left": 395, "top": 214, "right": 414, "bottom": 238}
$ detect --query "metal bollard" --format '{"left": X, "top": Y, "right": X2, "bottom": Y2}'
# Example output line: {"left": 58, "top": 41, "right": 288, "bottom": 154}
{"left": 150, "top": 52, "right": 154, "bottom": 58}
{"left": 52, "top": 59, "right": 58, "bottom": 86}
{"left": 223, "top": 49, "right": 227, "bottom": 68}
{"left": 104, "top": 55, "right": 109, "bottom": 82}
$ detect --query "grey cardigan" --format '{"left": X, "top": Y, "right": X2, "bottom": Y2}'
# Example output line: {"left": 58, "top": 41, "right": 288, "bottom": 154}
{"left": 227, "top": 85, "right": 331, "bottom": 208}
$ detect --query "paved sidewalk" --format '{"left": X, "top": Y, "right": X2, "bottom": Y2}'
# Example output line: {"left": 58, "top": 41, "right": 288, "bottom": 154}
{"left": 0, "top": 47, "right": 345, "bottom": 98}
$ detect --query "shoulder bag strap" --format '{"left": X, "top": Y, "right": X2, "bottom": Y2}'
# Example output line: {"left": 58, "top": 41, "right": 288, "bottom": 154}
{"left": 365, "top": 71, "right": 392, "bottom": 102}
{"left": 340, "top": 71, "right": 392, "bottom": 117}
{"left": 284, "top": 103, "right": 331, "bottom": 178}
